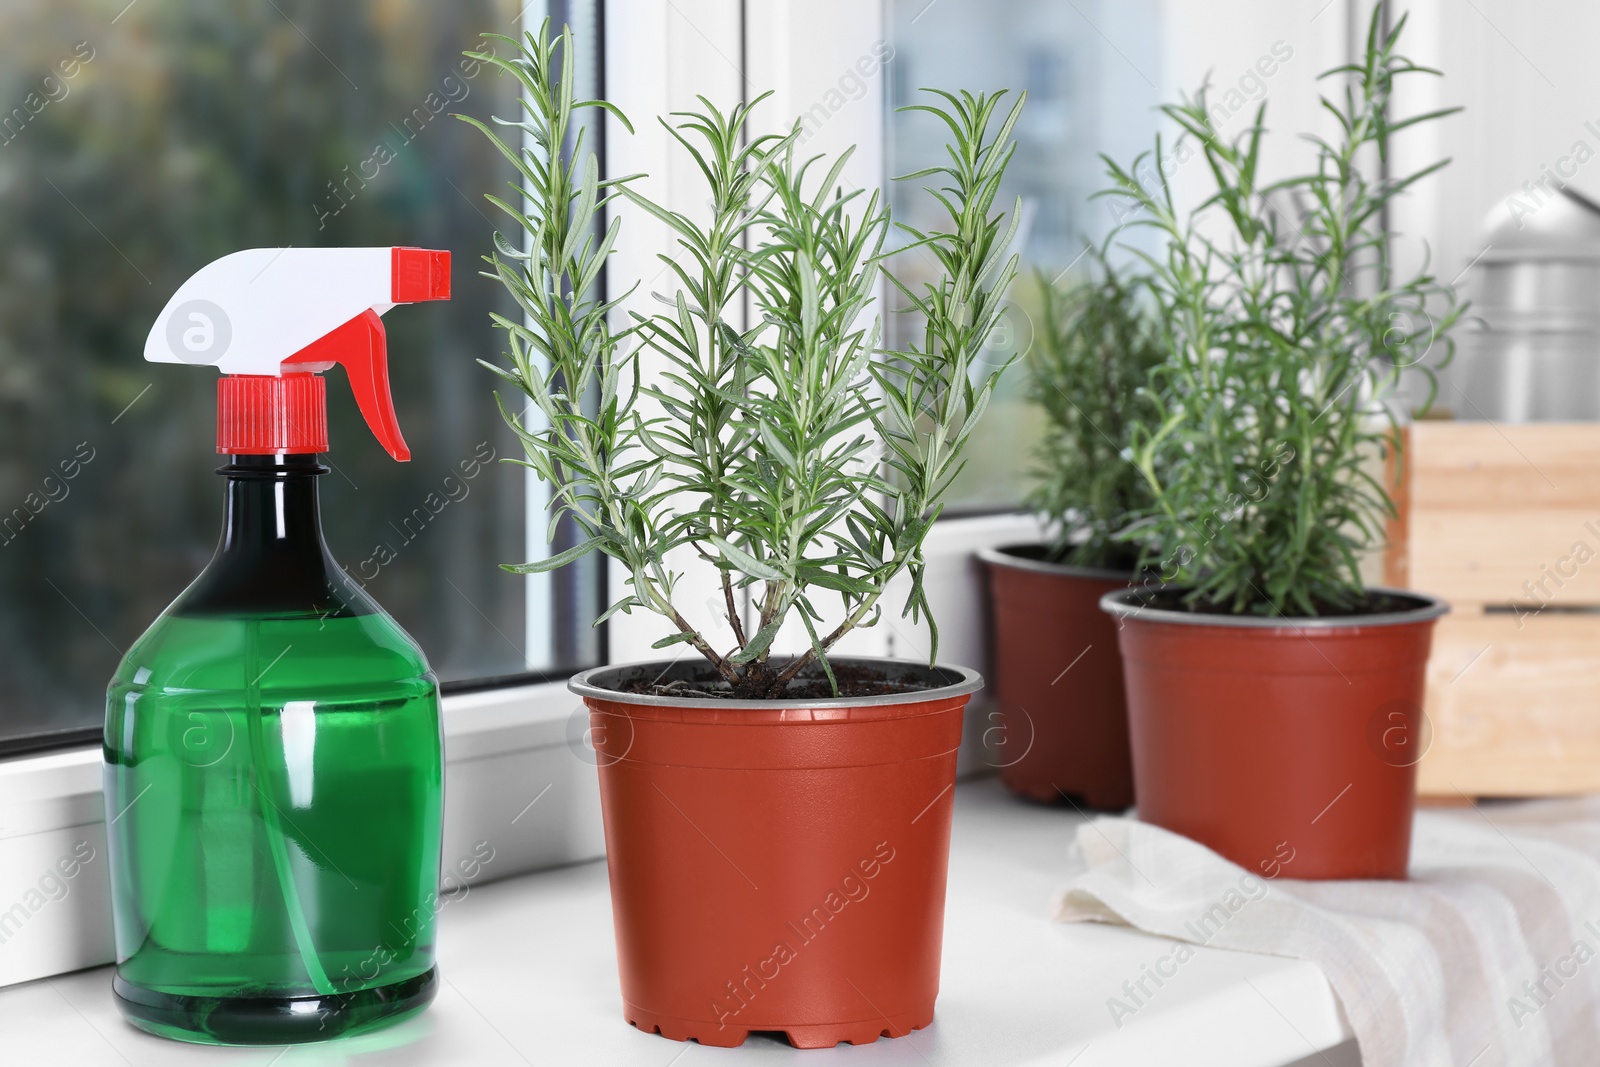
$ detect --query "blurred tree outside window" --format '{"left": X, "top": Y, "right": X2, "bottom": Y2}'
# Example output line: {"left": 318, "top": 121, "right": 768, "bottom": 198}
{"left": 0, "top": 0, "right": 601, "bottom": 748}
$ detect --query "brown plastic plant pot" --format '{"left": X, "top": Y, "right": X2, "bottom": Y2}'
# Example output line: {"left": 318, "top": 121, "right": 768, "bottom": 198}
{"left": 1099, "top": 588, "right": 1449, "bottom": 880}
{"left": 569, "top": 657, "right": 982, "bottom": 1050}
{"left": 979, "top": 545, "right": 1135, "bottom": 810}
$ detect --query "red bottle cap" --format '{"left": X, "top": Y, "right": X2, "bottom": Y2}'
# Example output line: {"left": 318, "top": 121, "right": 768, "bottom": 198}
{"left": 217, "top": 373, "right": 328, "bottom": 455}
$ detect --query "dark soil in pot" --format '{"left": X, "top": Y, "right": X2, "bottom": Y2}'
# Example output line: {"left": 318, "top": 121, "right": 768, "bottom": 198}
{"left": 979, "top": 544, "right": 1136, "bottom": 810}
{"left": 570, "top": 657, "right": 982, "bottom": 1049}
{"left": 1135, "top": 586, "right": 1427, "bottom": 618}
{"left": 1102, "top": 588, "right": 1448, "bottom": 880}
{"left": 605, "top": 658, "right": 972, "bottom": 700}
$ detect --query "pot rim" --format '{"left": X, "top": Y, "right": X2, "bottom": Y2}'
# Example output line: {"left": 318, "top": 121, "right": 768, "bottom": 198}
{"left": 1098, "top": 585, "right": 1450, "bottom": 628}
{"left": 976, "top": 543, "right": 1133, "bottom": 582}
{"left": 568, "top": 655, "right": 984, "bottom": 710}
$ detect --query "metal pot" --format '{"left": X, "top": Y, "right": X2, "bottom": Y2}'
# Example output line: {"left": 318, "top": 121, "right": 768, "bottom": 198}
{"left": 1457, "top": 187, "right": 1600, "bottom": 421}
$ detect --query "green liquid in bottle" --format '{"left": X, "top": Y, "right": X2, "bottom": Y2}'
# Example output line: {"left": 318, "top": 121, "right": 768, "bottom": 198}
{"left": 104, "top": 456, "right": 443, "bottom": 1044}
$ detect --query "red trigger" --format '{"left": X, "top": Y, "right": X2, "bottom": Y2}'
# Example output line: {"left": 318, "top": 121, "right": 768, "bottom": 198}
{"left": 282, "top": 309, "right": 410, "bottom": 461}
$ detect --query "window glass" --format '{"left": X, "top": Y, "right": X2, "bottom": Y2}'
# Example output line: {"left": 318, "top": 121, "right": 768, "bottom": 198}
{"left": 886, "top": 0, "right": 1164, "bottom": 509}
{"left": 0, "top": 0, "right": 584, "bottom": 749}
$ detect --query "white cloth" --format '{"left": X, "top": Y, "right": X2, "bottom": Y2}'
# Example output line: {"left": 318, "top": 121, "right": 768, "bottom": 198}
{"left": 1053, "top": 799, "right": 1600, "bottom": 1067}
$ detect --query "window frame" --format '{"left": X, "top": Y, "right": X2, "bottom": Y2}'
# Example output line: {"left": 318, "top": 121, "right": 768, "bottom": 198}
{"left": 0, "top": 0, "right": 615, "bottom": 989}
{"left": 0, "top": 0, "right": 1046, "bottom": 992}
{"left": 0, "top": 0, "right": 607, "bottom": 760}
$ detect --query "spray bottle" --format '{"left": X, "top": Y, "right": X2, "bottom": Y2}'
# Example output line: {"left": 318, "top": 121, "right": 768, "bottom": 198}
{"left": 104, "top": 247, "right": 450, "bottom": 1044}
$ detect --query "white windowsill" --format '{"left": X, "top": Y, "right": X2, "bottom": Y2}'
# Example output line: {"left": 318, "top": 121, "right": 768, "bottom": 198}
{"left": 0, "top": 512, "right": 1058, "bottom": 994}
{"left": 0, "top": 777, "right": 1356, "bottom": 1066}
{"left": 0, "top": 679, "right": 600, "bottom": 991}
{"left": 0, "top": 508, "right": 1062, "bottom": 1004}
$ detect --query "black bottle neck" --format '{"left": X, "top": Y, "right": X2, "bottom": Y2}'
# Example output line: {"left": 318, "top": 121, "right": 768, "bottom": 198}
{"left": 217, "top": 454, "right": 330, "bottom": 564}
{"left": 172, "top": 453, "right": 373, "bottom": 619}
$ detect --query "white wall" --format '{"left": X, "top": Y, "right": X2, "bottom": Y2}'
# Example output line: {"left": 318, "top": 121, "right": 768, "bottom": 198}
{"left": 1157, "top": 0, "right": 1348, "bottom": 206}
{"left": 1386, "top": 0, "right": 1600, "bottom": 341}
{"left": 1155, "top": 0, "right": 1600, "bottom": 406}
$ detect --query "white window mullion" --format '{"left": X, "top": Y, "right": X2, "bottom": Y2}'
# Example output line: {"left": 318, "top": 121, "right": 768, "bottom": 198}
{"left": 520, "top": 2, "right": 555, "bottom": 671}
{"left": 602, "top": 0, "right": 746, "bottom": 665}
{"left": 600, "top": 0, "right": 894, "bottom": 670}
{"left": 745, "top": 0, "right": 894, "bottom": 661}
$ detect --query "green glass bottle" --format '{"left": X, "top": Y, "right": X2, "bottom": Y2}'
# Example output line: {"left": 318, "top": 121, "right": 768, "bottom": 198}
{"left": 104, "top": 453, "right": 443, "bottom": 1044}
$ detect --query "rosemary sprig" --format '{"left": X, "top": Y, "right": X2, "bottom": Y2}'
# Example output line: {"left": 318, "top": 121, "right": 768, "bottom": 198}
{"left": 462, "top": 22, "right": 1023, "bottom": 695}
{"left": 1101, "top": 4, "right": 1464, "bottom": 615}
{"left": 1024, "top": 247, "right": 1165, "bottom": 568}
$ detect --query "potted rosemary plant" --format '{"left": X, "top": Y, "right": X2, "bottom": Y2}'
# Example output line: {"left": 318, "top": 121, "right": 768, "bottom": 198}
{"left": 1098, "top": 6, "right": 1462, "bottom": 880}
{"left": 462, "top": 24, "right": 1022, "bottom": 1048}
{"left": 978, "top": 251, "right": 1162, "bottom": 809}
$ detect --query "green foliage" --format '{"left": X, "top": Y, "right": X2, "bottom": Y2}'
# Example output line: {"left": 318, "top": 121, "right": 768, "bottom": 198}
{"left": 1024, "top": 250, "right": 1164, "bottom": 568}
{"left": 1102, "top": 6, "right": 1464, "bottom": 615}
{"left": 462, "top": 22, "right": 1023, "bottom": 696}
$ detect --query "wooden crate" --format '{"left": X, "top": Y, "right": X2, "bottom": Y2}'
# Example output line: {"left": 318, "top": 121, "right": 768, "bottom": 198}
{"left": 1387, "top": 422, "right": 1600, "bottom": 796}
